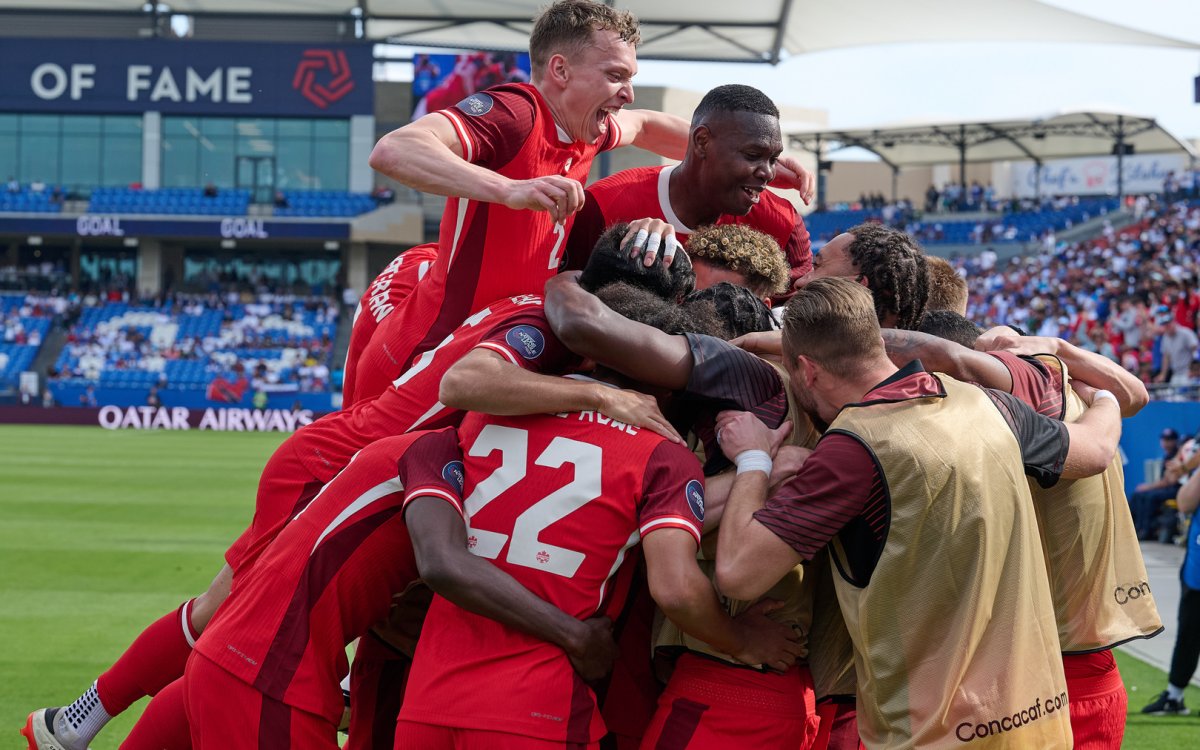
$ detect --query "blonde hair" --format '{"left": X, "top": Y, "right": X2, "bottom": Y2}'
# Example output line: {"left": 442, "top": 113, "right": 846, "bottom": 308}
{"left": 924, "top": 255, "right": 969, "bottom": 315}
{"left": 529, "top": 1, "right": 641, "bottom": 71}
{"left": 686, "top": 224, "right": 789, "bottom": 297}
{"left": 782, "top": 277, "right": 883, "bottom": 378}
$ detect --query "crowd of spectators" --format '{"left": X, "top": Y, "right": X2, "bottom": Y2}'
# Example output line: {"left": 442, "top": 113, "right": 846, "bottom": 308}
{"left": 951, "top": 198, "right": 1200, "bottom": 398}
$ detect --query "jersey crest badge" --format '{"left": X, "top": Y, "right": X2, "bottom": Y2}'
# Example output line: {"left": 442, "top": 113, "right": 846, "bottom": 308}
{"left": 562, "top": 157, "right": 573, "bottom": 174}
{"left": 685, "top": 480, "right": 705, "bottom": 522}
{"left": 457, "top": 93, "right": 494, "bottom": 117}
{"left": 505, "top": 325, "right": 546, "bottom": 360}
{"left": 441, "top": 460, "right": 465, "bottom": 494}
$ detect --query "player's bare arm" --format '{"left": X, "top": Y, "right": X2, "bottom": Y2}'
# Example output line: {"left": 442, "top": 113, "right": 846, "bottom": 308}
{"left": 979, "top": 333, "right": 1150, "bottom": 416}
{"left": 405, "top": 496, "right": 618, "bottom": 682}
{"left": 710, "top": 410, "right": 807, "bottom": 601}
{"left": 642, "top": 526, "right": 802, "bottom": 672}
{"left": 1057, "top": 382, "right": 1123, "bottom": 479}
{"left": 368, "top": 114, "right": 584, "bottom": 224}
{"left": 880, "top": 328, "right": 1015, "bottom": 392}
{"left": 771, "top": 155, "right": 816, "bottom": 205}
{"left": 439, "top": 348, "right": 682, "bottom": 442}
{"left": 612, "top": 108, "right": 689, "bottom": 159}
{"left": 544, "top": 271, "right": 695, "bottom": 389}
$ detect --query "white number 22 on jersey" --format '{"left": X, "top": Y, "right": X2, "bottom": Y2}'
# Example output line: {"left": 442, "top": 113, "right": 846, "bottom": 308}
{"left": 463, "top": 424, "right": 601, "bottom": 578}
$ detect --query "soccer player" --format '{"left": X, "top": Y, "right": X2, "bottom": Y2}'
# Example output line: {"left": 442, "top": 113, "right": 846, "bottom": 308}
{"left": 564, "top": 84, "right": 812, "bottom": 295}
{"left": 395, "top": 367, "right": 803, "bottom": 749}
{"left": 342, "top": 243, "right": 437, "bottom": 407}
{"left": 22, "top": 225, "right": 689, "bottom": 750}
{"left": 879, "top": 319, "right": 1161, "bottom": 748}
{"left": 712, "top": 277, "right": 1124, "bottom": 749}
{"left": 351, "top": 0, "right": 692, "bottom": 403}
{"left": 796, "top": 223, "right": 929, "bottom": 330}
{"left": 183, "top": 428, "right": 617, "bottom": 749}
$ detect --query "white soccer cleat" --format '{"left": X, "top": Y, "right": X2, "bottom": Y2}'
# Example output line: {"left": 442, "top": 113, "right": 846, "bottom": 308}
{"left": 20, "top": 709, "right": 90, "bottom": 750}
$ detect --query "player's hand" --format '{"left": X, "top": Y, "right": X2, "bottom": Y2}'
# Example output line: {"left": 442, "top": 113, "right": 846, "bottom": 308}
{"left": 620, "top": 218, "right": 683, "bottom": 267}
{"left": 770, "top": 444, "right": 812, "bottom": 489}
{"left": 594, "top": 386, "right": 683, "bottom": 443}
{"left": 503, "top": 175, "right": 585, "bottom": 224}
{"left": 729, "top": 599, "right": 804, "bottom": 672}
{"left": 730, "top": 330, "right": 783, "bottom": 357}
{"left": 715, "top": 410, "right": 781, "bottom": 459}
{"left": 972, "top": 325, "right": 1024, "bottom": 352}
{"left": 565, "top": 616, "right": 618, "bottom": 682}
{"left": 772, "top": 156, "right": 815, "bottom": 206}
{"left": 976, "top": 333, "right": 1059, "bottom": 358}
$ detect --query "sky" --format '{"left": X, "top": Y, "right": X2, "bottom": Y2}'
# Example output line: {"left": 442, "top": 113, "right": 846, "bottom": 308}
{"left": 385, "top": 0, "right": 1200, "bottom": 144}
{"left": 631, "top": 0, "right": 1200, "bottom": 140}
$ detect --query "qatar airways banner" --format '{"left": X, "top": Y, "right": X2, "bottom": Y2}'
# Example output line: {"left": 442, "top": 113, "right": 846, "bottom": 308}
{"left": 1009, "top": 153, "right": 1188, "bottom": 198}
{"left": 97, "top": 405, "right": 314, "bottom": 432}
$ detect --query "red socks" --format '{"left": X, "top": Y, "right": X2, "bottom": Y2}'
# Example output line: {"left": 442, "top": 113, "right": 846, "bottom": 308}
{"left": 96, "top": 599, "right": 200, "bottom": 715}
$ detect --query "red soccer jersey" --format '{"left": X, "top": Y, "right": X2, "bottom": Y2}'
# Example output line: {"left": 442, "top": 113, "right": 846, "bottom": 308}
{"left": 227, "top": 295, "right": 572, "bottom": 574}
{"left": 399, "top": 405, "right": 706, "bottom": 744}
{"left": 343, "top": 243, "right": 439, "bottom": 408}
{"left": 350, "top": 83, "right": 621, "bottom": 403}
{"left": 564, "top": 164, "right": 812, "bottom": 284}
{"left": 196, "top": 429, "right": 463, "bottom": 723}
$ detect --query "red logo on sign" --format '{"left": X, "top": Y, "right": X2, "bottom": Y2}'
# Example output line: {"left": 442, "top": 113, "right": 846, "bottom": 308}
{"left": 293, "top": 49, "right": 355, "bottom": 109}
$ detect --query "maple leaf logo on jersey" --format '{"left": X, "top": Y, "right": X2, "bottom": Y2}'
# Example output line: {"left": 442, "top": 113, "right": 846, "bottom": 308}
{"left": 467, "top": 535, "right": 478, "bottom": 549}
{"left": 536, "top": 550, "right": 551, "bottom": 564}
{"left": 292, "top": 49, "right": 355, "bottom": 109}
{"left": 685, "top": 480, "right": 705, "bottom": 522}
{"left": 505, "top": 325, "right": 546, "bottom": 360}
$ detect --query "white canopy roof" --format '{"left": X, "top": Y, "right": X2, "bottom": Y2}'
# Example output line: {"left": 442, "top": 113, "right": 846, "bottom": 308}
{"left": 2, "top": 1, "right": 1196, "bottom": 63}
{"left": 787, "top": 111, "right": 1198, "bottom": 169}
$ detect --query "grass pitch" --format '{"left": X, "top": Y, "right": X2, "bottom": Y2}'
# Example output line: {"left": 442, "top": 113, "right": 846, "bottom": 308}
{"left": 2, "top": 424, "right": 1198, "bottom": 748}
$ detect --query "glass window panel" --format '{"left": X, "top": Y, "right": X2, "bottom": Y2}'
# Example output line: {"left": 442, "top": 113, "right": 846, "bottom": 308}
{"left": 103, "top": 136, "right": 142, "bottom": 187}
{"left": 161, "top": 133, "right": 198, "bottom": 187}
{"left": 276, "top": 119, "right": 311, "bottom": 138}
{"left": 311, "top": 139, "right": 348, "bottom": 190}
{"left": 62, "top": 116, "right": 101, "bottom": 134}
{"left": 20, "top": 134, "right": 60, "bottom": 183}
{"left": 103, "top": 116, "right": 143, "bottom": 135}
{"left": 198, "top": 135, "right": 235, "bottom": 187}
{"left": 200, "top": 118, "right": 235, "bottom": 136}
{"left": 0, "top": 137, "right": 17, "bottom": 182}
{"left": 20, "top": 114, "right": 60, "bottom": 133}
{"left": 164, "top": 117, "right": 197, "bottom": 136}
{"left": 313, "top": 119, "right": 349, "bottom": 138}
{"left": 274, "top": 138, "right": 312, "bottom": 190}
{"left": 61, "top": 134, "right": 102, "bottom": 186}
{"left": 0, "top": 114, "right": 18, "bottom": 133}
{"left": 235, "top": 119, "right": 273, "bottom": 138}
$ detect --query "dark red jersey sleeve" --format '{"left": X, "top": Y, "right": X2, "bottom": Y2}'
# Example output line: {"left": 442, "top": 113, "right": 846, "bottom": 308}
{"left": 562, "top": 191, "right": 608, "bottom": 272}
{"left": 398, "top": 428, "right": 466, "bottom": 518}
{"left": 753, "top": 433, "right": 884, "bottom": 571}
{"left": 980, "top": 387, "right": 1069, "bottom": 489}
{"left": 638, "top": 441, "right": 705, "bottom": 546}
{"left": 473, "top": 304, "right": 576, "bottom": 374}
{"left": 773, "top": 196, "right": 812, "bottom": 279}
{"left": 435, "top": 85, "right": 538, "bottom": 170}
{"left": 988, "top": 351, "right": 1065, "bottom": 419}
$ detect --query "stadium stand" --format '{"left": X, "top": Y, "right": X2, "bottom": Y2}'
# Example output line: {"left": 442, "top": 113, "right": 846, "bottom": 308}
{"left": 272, "top": 190, "right": 378, "bottom": 217}
{"left": 50, "top": 293, "right": 339, "bottom": 406}
{"left": 805, "top": 196, "right": 1120, "bottom": 245}
{"left": 0, "top": 293, "right": 52, "bottom": 389}
{"left": 0, "top": 186, "right": 63, "bottom": 214}
{"left": 77, "top": 188, "right": 379, "bottom": 217}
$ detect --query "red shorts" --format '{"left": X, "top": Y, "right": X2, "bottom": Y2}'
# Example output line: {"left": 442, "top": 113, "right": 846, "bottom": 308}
{"left": 184, "top": 652, "right": 337, "bottom": 750}
{"left": 639, "top": 654, "right": 817, "bottom": 750}
{"left": 1063, "top": 650, "right": 1126, "bottom": 750}
{"left": 600, "top": 581, "right": 661, "bottom": 748}
{"left": 394, "top": 719, "right": 600, "bottom": 750}
{"left": 812, "top": 699, "right": 864, "bottom": 750}
{"left": 343, "top": 634, "right": 414, "bottom": 750}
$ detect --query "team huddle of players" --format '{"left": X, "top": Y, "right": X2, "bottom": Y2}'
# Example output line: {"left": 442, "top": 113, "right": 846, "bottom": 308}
{"left": 24, "top": 3, "right": 1165, "bottom": 750}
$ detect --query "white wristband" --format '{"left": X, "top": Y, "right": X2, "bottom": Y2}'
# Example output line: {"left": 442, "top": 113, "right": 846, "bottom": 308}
{"left": 1092, "top": 389, "right": 1118, "bottom": 407}
{"left": 735, "top": 449, "right": 773, "bottom": 476}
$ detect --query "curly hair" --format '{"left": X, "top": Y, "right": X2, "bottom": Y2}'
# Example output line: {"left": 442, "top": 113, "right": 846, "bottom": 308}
{"left": 593, "top": 282, "right": 725, "bottom": 338}
{"left": 685, "top": 282, "right": 775, "bottom": 339}
{"left": 685, "top": 224, "right": 789, "bottom": 297}
{"left": 845, "top": 223, "right": 930, "bottom": 330}
{"left": 529, "top": 1, "right": 640, "bottom": 71}
{"left": 581, "top": 222, "right": 695, "bottom": 301}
